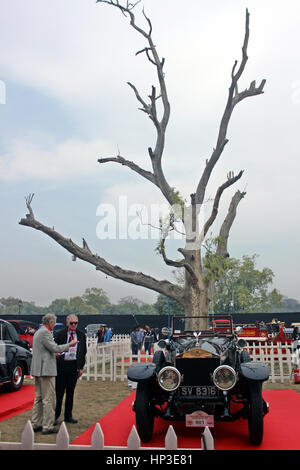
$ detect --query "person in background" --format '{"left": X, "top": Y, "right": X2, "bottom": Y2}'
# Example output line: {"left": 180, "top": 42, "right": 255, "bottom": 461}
{"left": 54, "top": 314, "right": 87, "bottom": 425}
{"left": 136, "top": 327, "right": 144, "bottom": 351}
{"left": 30, "top": 313, "right": 78, "bottom": 435}
{"left": 292, "top": 326, "right": 300, "bottom": 353}
{"left": 292, "top": 326, "right": 300, "bottom": 341}
{"left": 104, "top": 327, "right": 113, "bottom": 342}
{"left": 97, "top": 326, "right": 105, "bottom": 343}
{"left": 130, "top": 326, "right": 140, "bottom": 357}
{"left": 143, "top": 325, "right": 155, "bottom": 355}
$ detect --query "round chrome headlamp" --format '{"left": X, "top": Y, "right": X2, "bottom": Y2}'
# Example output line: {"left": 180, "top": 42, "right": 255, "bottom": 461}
{"left": 157, "top": 366, "right": 181, "bottom": 392}
{"left": 212, "top": 365, "right": 237, "bottom": 391}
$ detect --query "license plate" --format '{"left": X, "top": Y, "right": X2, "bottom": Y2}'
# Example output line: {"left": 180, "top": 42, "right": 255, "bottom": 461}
{"left": 186, "top": 411, "right": 214, "bottom": 428}
{"left": 179, "top": 386, "right": 217, "bottom": 397}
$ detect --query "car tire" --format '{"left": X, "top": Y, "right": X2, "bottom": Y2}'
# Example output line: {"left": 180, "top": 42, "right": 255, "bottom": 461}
{"left": 135, "top": 382, "right": 154, "bottom": 442}
{"left": 247, "top": 381, "right": 264, "bottom": 446}
{"left": 5, "top": 362, "right": 24, "bottom": 392}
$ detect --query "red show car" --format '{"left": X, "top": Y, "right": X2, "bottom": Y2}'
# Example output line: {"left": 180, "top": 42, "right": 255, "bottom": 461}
{"left": 7, "top": 320, "right": 39, "bottom": 349}
{"left": 212, "top": 318, "right": 293, "bottom": 357}
{"left": 235, "top": 320, "right": 293, "bottom": 345}
{"left": 212, "top": 318, "right": 292, "bottom": 344}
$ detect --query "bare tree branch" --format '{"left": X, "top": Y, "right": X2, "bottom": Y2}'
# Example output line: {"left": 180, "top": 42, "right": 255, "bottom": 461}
{"left": 127, "top": 82, "right": 160, "bottom": 130}
{"left": 205, "top": 189, "right": 246, "bottom": 305}
{"left": 203, "top": 170, "right": 244, "bottom": 237}
{"left": 24, "top": 193, "right": 35, "bottom": 219}
{"left": 195, "top": 9, "right": 265, "bottom": 207}
{"left": 97, "top": 0, "right": 174, "bottom": 206}
{"left": 19, "top": 196, "right": 184, "bottom": 304}
{"left": 98, "top": 155, "right": 158, "bottom": 186}
{"left": 216, "top": 189, "right": 246, "bottom": 258}
{"left": 159, "top": 237, "right": 185, "bottom": 269}
{"left": 158, "top": 233, "right": 198, "bottom": 284}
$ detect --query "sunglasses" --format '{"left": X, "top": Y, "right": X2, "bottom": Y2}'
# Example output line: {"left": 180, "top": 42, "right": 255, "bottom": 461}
{"left": 69, "top": 322, "right": 78, "bottom": 325}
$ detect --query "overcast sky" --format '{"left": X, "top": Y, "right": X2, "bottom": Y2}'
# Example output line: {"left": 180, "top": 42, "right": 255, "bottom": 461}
{"left": 0, "top": 0, "right": 300, "bottom": 307}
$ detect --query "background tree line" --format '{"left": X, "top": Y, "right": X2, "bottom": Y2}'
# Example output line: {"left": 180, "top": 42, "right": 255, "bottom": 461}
{"left": 0, "top": 290, "right": 158, "bottom": 316}
{"left": 1, "top": 254, "right": 300, "bottom": 316}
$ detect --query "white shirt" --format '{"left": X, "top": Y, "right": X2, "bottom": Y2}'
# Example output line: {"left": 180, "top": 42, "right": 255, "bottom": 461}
{"left": 64, "top": 330, "right": 78, "bottom": 361}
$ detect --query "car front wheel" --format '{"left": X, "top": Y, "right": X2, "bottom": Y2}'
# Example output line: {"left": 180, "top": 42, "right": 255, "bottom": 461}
{"left": 6, "top": 362, "right": 24, "bottom": 392}
{"left": 247, "top": 381, "right": 264, "bottom": 446}
{"left": 134, "top": 382, "right": 154, "bottom": 442}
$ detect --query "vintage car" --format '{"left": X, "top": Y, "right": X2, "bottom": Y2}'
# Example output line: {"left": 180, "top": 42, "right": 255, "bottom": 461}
{"left": 0, "top": 319, "right": 32, "bottom": 392}
{"left": 127, "top": 315, "right": 270, "bottom": 446}
{"left": 235, "top": 319, "right": 293, "bottom": 345}
{"left": 7, "top": 319, "right": 39, "bottom": 349}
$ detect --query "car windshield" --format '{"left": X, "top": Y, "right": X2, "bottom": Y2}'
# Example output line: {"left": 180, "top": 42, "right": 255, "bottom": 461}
{"left": 173, "top": 335, "right": 231, "bottom": 355}
{"left": 172, "top": 315, "right": 234, "bottom": 338}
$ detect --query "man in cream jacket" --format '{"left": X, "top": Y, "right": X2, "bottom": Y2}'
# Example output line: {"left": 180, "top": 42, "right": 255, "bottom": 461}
{"left": 30, "top": 313, "right": 78, "bottom": 434}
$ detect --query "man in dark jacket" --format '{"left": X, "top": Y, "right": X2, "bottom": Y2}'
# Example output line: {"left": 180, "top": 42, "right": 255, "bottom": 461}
{"left": 54, "top": 314, "right": 87, "bottom": 424}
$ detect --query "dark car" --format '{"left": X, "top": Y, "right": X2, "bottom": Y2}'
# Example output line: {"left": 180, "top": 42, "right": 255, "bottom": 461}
{"left": 7, "top": 319, "right": 39, "bottom": 349}
{"left": 127, "top": 315, "right": 270, "bottom": 446}
{"left": 0, "top": 319, "right": 32, "bottom": 392}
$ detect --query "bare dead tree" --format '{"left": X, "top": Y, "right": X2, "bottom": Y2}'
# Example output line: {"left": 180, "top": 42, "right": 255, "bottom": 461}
{"left": 19, "top": 2, "right": 266, "bottom": 329}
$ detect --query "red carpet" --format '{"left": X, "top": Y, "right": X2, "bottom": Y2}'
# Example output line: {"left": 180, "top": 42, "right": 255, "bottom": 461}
{"left": 72, "top": 390, "right": 300, "bottom": 450}
{"left": 0, "top": 385, "right": 35, "bottom": 421}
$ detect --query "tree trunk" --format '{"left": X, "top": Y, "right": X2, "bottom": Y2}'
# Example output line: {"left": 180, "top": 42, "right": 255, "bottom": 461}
{"left": 182, "top": 250, "right": 209, "bottom": 330}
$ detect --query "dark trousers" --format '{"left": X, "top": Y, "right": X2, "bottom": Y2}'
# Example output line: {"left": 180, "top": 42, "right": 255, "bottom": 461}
{"left": 55, "top": 361, "right": 78, "bottom": 420}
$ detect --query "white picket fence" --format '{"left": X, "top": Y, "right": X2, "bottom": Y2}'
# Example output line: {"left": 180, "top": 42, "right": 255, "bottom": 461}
{"left": 0, "top": 420, "right": 214, "bottom": 451}
{"left": 83, "top": 337, "right": 298, "bottom": 384}
{"left": 87, "top": 334, "right": 130, "bottom": 345}
{"left": 83, "top": 337, "right": 153, "bottom": 382}
{"left": 243, "top": 340, "right": 296, "bottom": 383}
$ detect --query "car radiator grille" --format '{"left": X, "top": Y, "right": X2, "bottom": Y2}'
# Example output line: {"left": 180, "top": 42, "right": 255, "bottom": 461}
{"left": 175, "top": 357, "right": 220, "bottom": 386}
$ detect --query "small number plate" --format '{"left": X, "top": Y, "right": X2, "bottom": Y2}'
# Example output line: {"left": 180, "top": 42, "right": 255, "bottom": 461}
{"left": 186, "top": 411, "right": 214, "bottom": 428}
{"left": 179, "top": 386, "right": 218, "bottom": 397}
